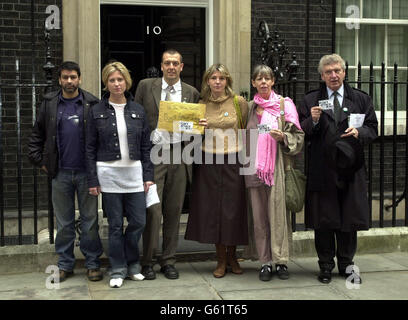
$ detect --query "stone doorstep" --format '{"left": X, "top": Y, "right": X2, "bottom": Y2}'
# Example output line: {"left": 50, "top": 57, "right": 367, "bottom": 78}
{"left": 0, "top": 227, "right": 407, "bottom": 275}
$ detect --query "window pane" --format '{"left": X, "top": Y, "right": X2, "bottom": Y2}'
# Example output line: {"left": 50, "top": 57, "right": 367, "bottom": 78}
{"left": 336, "top": 24, "right": 356, "bottom": 65}
{"left": 392, "top": 0, "right": 408, "bottom": 19}
{"left": 387, "top": 70, "right": 407, "bottom": 111}
{"left": 363, "top": 0, "right": 389, "bottom": 19}
{"left": 388, "top": 26, "right": 408, "bottom": 66}
{"left": 359, "top": 25, "right": 384, "bottom": 66}
{"left": 336, "top": 0, "right": 360, "bottom": 18}
{"left": 361, "top": 69, "right": 382, "bottom": 111}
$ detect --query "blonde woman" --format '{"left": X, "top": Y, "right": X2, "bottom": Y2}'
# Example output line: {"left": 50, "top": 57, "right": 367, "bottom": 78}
{"left": 185, "top": 63, "right": 249, "bottom": 278}
{"left": 86, "top": 62, "right": 154, "bottom": 288}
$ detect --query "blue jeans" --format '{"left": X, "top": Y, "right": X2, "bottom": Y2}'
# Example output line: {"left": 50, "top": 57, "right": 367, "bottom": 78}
{"left": 52, "top": 169, "right": 103, "bottom": 271}
{"left": 102, "top": 192, "right": 146, "bottom": 279}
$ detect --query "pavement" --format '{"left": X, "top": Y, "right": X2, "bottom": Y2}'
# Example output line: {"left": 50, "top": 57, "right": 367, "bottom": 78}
{"left": 0, "top": 251, "right": 407, "bottom": 302}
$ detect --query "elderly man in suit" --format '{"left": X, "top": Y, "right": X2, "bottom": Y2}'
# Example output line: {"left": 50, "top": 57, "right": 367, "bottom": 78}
{"left": 134, "top": 49, "right": 200, "bottom": 279}
{"left": 298, "top": 54, "right": 378, "bottom": 285}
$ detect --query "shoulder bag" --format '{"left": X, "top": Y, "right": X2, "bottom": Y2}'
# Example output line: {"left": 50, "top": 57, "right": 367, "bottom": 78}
{"left": 279, "top": 97, "right": 306, "bottom": 213}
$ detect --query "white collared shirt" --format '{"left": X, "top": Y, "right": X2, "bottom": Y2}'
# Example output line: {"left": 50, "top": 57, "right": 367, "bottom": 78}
{"left": 327, "top": 84, "right": 344, "bottom": 107}
{"left": 161, "top": 78, "right": 182, "bottom": 102}
{"left": 313, "top": 84, "right": 345, "bottom": 126}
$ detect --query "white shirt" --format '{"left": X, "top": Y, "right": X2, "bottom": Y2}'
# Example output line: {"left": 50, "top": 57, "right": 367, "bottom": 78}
{"left": 161, "top": 78, "right": 182, "bottom": 102}
{"left": 327, "top": 84, "right": 344, "bottom": 107}
{"left": 313, "top": 84, "right": 345, "bottom": 126}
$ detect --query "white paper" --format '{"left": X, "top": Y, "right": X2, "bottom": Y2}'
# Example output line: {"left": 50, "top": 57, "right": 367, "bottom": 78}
{"left": 349, "top": 113, "right": 365, "bottom": 128}
{"left": 318, "top": 99, "right": 334, "bottom": 111}
{"left": 146, "top": 184, "right": 160, "bottom": 208}
{"left": 257, "top": 123, "right": 272, "bottom": 134}
{"left": 178, "top": 121, "right": 194, "bottom": 132}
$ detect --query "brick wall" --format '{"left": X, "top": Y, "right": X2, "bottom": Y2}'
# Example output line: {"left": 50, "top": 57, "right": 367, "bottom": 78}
{"left": 251, "top": 0, "right": 334, "bottom": 100}
{"left": 0, "top": 0, "right": 63, "bottom": 210}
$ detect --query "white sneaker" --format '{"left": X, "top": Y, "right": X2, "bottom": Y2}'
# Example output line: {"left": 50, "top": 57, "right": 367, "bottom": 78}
{"left": 109, "top": 278, "right": 124, "bottom": 288}
{"left": 128, "top": 273, "right": 145, "bottom": 281}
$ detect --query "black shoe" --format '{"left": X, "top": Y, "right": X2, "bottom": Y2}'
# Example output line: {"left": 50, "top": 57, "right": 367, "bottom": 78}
{"left": 51, "top": 270, "right": 74, "bottom": 283}
{"left": 160, "top": 264, "right": 179, "bottom": 280}
{"left": 141, "top": 265, "right": 156, "bottom": 280}
{"left": 318, "top": 269, "right": 332, "bottom": 284}
{"left": 259, "top": 265, "right": 272, "bottom": 281}
{"left": 276, "top": 264, "right": 289, "bottom": 280}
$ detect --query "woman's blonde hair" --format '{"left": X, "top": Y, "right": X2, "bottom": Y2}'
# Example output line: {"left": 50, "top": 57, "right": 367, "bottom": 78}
{"left": 201, "top": 63, "right": 234, "bottom": 102}
{"left": 101, "top": 61, "right": 132, "bottom": 91}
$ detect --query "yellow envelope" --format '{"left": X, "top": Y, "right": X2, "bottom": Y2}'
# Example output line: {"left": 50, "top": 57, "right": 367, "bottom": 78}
{"left": 157, "top": 101, "right": 206, "bottom": 134}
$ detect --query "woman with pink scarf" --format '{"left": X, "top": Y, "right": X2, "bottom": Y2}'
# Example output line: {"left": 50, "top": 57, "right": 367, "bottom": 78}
{"left": 244, "top": 65, "right": 304, "bottom": 281}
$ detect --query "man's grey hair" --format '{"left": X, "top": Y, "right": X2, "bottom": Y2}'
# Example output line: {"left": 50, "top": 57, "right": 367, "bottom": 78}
{"left": 318, "top": 54, "right": 346, "bottom": 75}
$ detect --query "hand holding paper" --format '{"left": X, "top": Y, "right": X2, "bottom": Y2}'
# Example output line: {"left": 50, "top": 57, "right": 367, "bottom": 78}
{"left": 146, "top": 184, "right": 160, "bottom": 208}
{"left": 349, "top": 113, "right": 365, "bottom": 128}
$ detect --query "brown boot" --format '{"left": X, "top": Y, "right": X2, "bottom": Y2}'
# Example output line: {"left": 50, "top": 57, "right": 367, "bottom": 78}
{"left": 213, "top": 244, "right": 227, "bottom": 278}
{"left": 227, "top": 245, "right": 243, "bottom": 274}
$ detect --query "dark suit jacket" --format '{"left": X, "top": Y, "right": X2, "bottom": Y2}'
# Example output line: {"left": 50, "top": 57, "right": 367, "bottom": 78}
{"left": 134, "top": 77, "right": 200, "bottom": 183}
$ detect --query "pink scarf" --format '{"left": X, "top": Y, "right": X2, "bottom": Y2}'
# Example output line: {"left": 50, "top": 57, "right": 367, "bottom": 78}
{"left": 254, "top": 91, "right": 302, "bottom": 186}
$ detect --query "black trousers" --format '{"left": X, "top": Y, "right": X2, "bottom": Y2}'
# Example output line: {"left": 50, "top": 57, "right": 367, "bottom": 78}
{"left": 314, "top": 229, "right": 357, "bottom": 272}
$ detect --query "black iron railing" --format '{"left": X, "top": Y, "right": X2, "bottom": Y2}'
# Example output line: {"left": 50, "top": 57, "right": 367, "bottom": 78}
{"left": 0, "top": 22, "right": 55, "bottom": 246}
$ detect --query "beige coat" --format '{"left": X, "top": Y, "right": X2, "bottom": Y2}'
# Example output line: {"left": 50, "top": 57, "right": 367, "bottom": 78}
{"left": 243, "top": 100, "right": 304, "bottom": 263}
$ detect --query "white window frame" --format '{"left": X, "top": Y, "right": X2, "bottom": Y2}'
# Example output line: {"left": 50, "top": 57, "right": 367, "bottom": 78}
{"left": 336, "top": 0, "right": 408, "bottom": 135}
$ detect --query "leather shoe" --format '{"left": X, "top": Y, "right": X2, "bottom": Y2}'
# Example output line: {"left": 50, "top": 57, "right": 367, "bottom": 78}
{"left": 160, "top": 264, "right": 179, "bottom": 280}
{"left": 51, "top": 270, "right": 73, "bottom": 283}
{"left": 141, "top": 265, "right": 156, "bottom": 280}
{"left": 87, "top": 268, "right": 103, "bottom": 281}
{"left": 318, "top": 269, "right": 332, "bottom": 284}
{"left": 259, "top": 265, "right": 272, "bottom": 281}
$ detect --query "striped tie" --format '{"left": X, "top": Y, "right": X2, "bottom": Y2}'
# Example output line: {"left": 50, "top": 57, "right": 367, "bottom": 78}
{"left": 165, "top": 85, "right": 175, "bottom": 101}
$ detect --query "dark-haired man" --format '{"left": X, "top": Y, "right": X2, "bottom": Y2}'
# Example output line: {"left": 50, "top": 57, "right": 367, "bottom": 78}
{"left": 28, "top": 61, "right": 104, "bottom": 283}
{"left": 134, "top": 50, "right": 200, "bottom": 280}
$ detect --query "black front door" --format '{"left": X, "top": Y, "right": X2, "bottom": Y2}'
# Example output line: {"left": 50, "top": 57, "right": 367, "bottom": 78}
{"left": 100, "top": 4, "right": 206, "bottom": 94}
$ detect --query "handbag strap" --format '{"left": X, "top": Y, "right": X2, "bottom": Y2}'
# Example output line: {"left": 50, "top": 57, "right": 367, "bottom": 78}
{"left": 233, "top": 95, "right": 244, "bottom": 129}
{"left": 279, "top": 96, "right": 285, "bottom": 130}
{"left": 279, "top": 96, "right": 293, "bottom": 171}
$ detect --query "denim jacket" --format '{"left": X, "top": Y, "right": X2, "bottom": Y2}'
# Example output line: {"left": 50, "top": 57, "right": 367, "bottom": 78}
{"left": 86, "top": 92, "right": 153, "bottom": 187}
